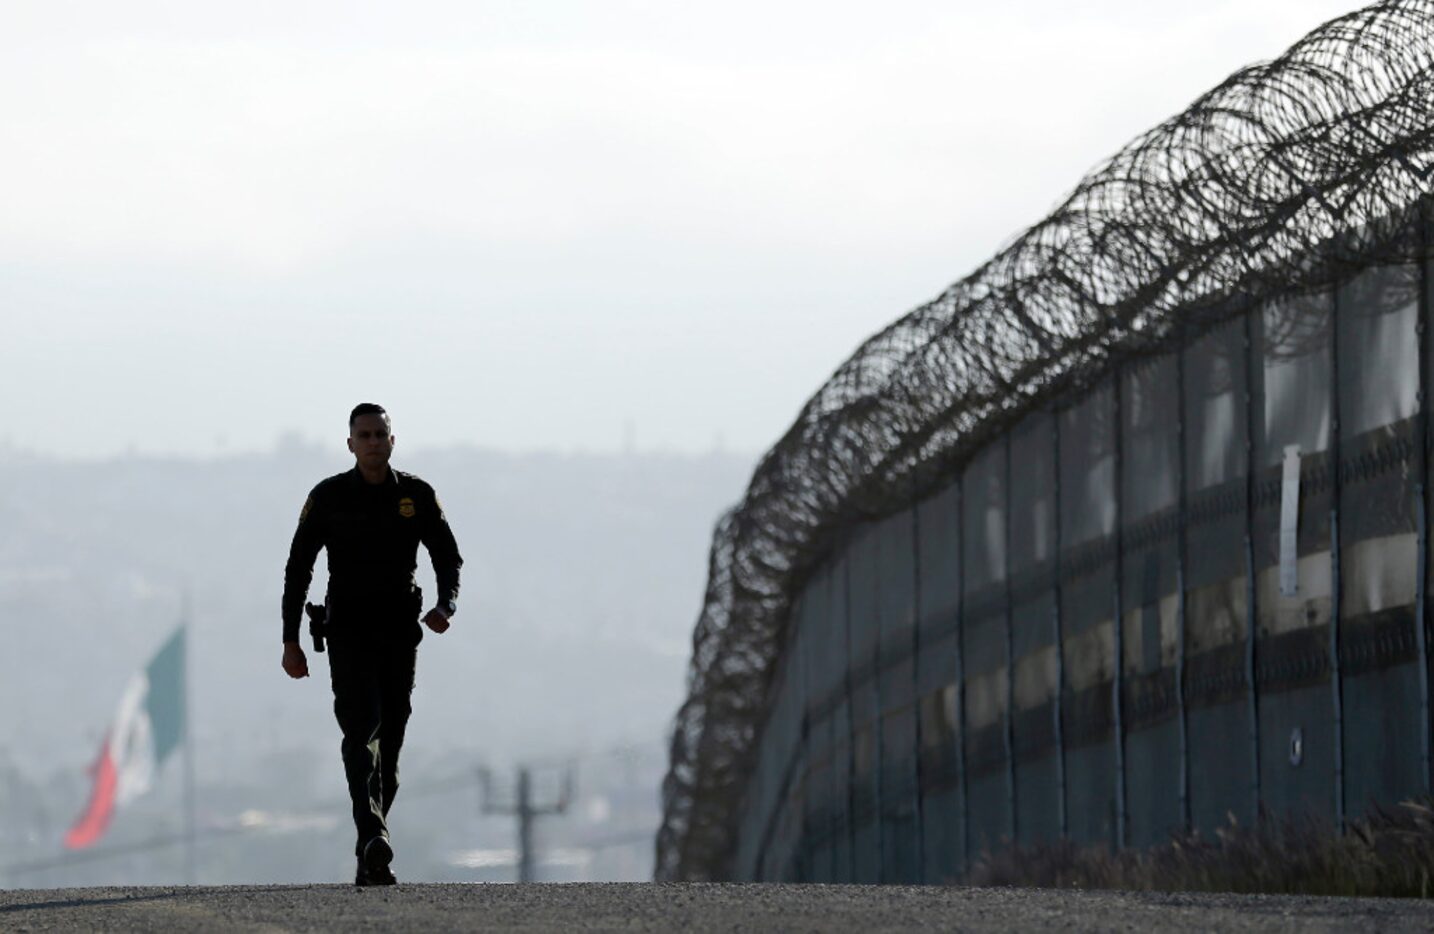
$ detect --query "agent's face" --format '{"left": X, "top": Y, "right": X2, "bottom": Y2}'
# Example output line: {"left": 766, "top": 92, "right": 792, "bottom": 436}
{"left": 347, "top": 414, "right": 395, "bottom": 470}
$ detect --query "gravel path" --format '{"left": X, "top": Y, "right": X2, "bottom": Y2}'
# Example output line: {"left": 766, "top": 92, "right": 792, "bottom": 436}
{"left": 4, "top": 882, "right": 1434, "bottom": 932}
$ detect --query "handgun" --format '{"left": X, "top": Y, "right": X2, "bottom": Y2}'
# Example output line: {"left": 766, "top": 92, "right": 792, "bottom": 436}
{"left": 305, "top": 601, "right": 327, "bottom": 653}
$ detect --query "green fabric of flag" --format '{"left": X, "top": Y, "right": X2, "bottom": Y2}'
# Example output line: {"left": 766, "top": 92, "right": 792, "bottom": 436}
{"left": 145, "top": 626, "right": 186, "bottom": 764}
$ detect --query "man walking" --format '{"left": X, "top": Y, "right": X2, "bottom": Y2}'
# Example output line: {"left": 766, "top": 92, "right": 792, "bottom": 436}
{"left": 281, "top": 403, "right": 463, "bottom": 886}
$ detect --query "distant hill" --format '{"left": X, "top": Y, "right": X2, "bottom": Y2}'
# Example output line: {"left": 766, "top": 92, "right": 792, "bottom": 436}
{"left": 0, "top": 442, "right": 751, "bottom": 782}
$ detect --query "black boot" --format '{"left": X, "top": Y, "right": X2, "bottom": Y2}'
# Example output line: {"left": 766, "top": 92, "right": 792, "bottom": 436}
{"left": 356, "top": 835, "right": 397, "bottom": 886}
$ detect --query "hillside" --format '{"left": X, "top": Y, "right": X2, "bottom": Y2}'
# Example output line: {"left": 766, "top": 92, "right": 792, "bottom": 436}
{"left": 0, "top": 440, "right": 750, "bottom": 883}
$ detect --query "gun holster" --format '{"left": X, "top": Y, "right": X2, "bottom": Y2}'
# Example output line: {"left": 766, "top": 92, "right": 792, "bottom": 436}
{"left": 305, "top": 602, "right": 327, "bottom": 653}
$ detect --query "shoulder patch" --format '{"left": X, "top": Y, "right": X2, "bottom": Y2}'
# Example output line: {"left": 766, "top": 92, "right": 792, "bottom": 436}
{"left": 299, "top": 496, "right": 314, "bottom": 523}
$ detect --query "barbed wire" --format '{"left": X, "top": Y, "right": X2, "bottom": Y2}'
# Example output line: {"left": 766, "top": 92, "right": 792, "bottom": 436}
{"left": 655, "top": 0, "right": 1434, "bottom": 881}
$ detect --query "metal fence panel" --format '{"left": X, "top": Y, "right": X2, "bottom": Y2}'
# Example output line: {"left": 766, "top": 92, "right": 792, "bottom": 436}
{"left": 877, "top": 508, "right": 922, "bottom": 882}
{"left": 915, "top": 482, "right": 963, "bottom": 882}
{"left": 776, "top": 645, "right": 801, "bottom": 879}
{"left": 755, "top": 648, "right": 787, "bottom": 878}
{"left": 788, "top": 615, "right": 810, "bottom": 877}
{"left": 1012, "top": 583, "right": 1060, "bottom": 848}
{"left": 761, "top": 625, "right": 799, "bottom": 880}
{"left": 1338, "top": 263, "right": 1420, "bottom": 444}
{"left": 1059, "top": 383, "right": 1119, "bottom": 848}
{"left": 800, "top": 568, "right": 833, "bottom": 882}
{"left": 1253, "top": 293, "right": 1336, "bottom": 824}
{"left": 1062, "top": 742, "right": 1118, "bottom": 850}
{"left": 1010, "top": 411, "right": 1061, "bottom": 845}
{"left": 919, "top": 482, "right": 963, "bottom": 629}
{"left": 1121, "top": 356, "right": 1184, "bottom": 847}
{"left": 1187, "top": 701, "right": 1254, "bottom": 835}
{"left": 1256, "top": 294, "right": 1333, "bottom": 468}
{"left": 655, "top": 4, "right": 1434, "bottom": 878}
{"left": 962, "top": 441, "right": 1011, "bottom": 856}
{"left": 846, "top": 523, "right": 884, "bottom": 882}
{"left": 1182, "top": 315, "right": 1256, "bottom": 835}
{"left": 831, "top": 552, "right": 855, "bottom": 883}
{"left": 917, "top": 665, "right": 963, "bottom": 882}
{"left": 735, "top": 769, "right": 760, "bottom": 878}
{"left": 1337, "top": 260, "right": 1424, "bottom": 820}
{"left": 1122, "top": 357, "right": 1181, "bottom": 524}
{"left": 793, "top": 561, "right": 839, "bottom": 883}
{"left": 732, "top": 234, "right": 1434, "bottom": 879}
{"left": 1123, "top": 718, "right": 1181, "bottom": 847}
{"left": 740, "top": 675, "right": 773, "bottom": 878}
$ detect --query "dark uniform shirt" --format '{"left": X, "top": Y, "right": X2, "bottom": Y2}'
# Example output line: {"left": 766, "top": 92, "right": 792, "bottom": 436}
{"left": 282, "top": 466, "right": 462, "bottom": 643}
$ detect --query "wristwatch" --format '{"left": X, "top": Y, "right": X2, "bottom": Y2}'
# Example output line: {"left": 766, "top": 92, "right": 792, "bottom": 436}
{"left": 442, "top": 599, "right": 458, "bottom": 617}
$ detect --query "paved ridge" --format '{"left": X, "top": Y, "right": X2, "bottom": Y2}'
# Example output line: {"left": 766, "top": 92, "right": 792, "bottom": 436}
{"left": 5, "top": 883, "right": 1434, "bottom": 932}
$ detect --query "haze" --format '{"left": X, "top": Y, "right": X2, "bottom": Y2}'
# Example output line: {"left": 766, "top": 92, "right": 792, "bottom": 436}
{"left": 0, "top": 0, "right": 1369, "bottom": 885}
{"left": 3, "top": 0, "right": 1358, "bottom": 460}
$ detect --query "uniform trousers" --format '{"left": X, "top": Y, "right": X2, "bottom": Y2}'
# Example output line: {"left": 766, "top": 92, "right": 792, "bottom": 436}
{"left": 326, "top": 621, "right": 420, "bottom": 856}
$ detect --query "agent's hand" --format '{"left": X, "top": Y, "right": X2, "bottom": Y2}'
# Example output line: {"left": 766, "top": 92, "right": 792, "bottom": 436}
{"left": 422, "top": 607, "right": 451, "bottom": 634}
{"left": 282, "top": 641, "right": 309, "bottom": 679}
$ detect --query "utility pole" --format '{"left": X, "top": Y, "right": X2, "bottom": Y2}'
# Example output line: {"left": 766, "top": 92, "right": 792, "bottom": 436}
{"left": 181, "top": 589, "right": 197, "bottom": 886}
{"left": 478, "top": 764, "right": 574, "bottom": 883}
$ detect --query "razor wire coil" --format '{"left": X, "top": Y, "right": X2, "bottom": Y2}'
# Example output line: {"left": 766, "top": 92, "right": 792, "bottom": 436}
{"left": 656, "top": 0, "right": 1434, "bottom": 881}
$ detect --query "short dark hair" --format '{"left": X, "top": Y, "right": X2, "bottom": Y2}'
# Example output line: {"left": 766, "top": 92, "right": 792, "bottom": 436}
{"left": 349, "top": 403, "right": 390, "bottom": 429}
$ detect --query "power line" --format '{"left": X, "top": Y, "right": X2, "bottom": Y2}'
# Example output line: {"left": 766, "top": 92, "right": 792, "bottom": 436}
{"left": 3, "top": 742, "right": 662, "bottom": 881}
{"left": 3, "top": 825, "right": 248, "bottom": 877}
{"left": 0, "top": 773, "right": 480, "bottom": 879}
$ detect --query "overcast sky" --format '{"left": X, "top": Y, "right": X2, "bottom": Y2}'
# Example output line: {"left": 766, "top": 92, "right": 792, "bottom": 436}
{"left": 3, "top": 0, "right": 1362, "bottom": 460}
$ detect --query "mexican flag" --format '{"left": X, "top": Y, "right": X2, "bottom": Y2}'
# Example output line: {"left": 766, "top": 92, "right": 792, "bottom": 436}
{"left": 65, "top": 626, "right": 187, "bottom": 850}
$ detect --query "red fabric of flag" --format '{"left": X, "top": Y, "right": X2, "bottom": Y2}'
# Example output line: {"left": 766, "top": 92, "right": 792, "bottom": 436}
{"left": 64, "top": 739, "right": 118, "bottom": 850}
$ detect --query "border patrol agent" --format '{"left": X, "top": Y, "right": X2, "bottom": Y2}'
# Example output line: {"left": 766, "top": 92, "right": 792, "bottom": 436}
{"left": 281, "top": 402, "right": 463, "bottom": 886}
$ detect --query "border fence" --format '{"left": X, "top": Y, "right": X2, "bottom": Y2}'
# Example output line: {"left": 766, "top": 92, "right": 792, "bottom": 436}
{"left": 657, "top": 0, "right": 1434, "bottom": 882}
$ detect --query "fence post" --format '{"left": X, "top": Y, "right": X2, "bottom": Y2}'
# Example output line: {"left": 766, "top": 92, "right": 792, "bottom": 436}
{"left": 1418, "top": 199, "right": 1432, "bottom": 794}
{"left": 955, "top": 480, "right": 970, "bottom": 874}
{"left": 1113, "top": 375, "right": 1128, "bottom": 849}
{"left": 1053, "top": 408, "right": 1068, "bottom": 839}
{"left": 1243, "top": 304, "right": 1262, "bottom": 820}
{"left": 872, "top": 529, "right": 887, "bottom": 881}
{"left": 1003, "top": 433, "right": 1018, "bottom": 844}
{"left": 1331, "top": 268, "right": 1346, "bottom": 833}
{"left": 910, "top": 497, "right": 927, "bottom": 881}
{"left": 843, "top": 545, "right": 858, "bottom": 880}
{"left": 1176, "top": 332, "right": 1191, "bottom": 832}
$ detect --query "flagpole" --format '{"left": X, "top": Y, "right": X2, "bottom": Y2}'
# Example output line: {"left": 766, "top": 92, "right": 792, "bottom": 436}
{"left": 182, "top": 588, "right": 197, "bottom": 886}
